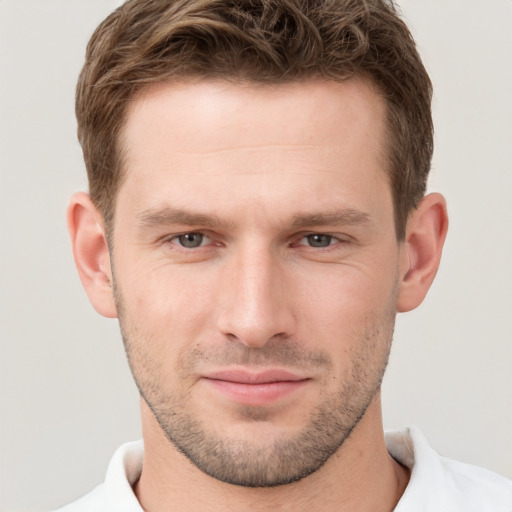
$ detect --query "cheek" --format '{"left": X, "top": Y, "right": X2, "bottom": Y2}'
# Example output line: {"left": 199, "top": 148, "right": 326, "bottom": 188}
{"left": 293, "top": 263, "right": 398, "bottom": 346}
{"left": 115, "top": 262, "right": 219, "bottom": 366}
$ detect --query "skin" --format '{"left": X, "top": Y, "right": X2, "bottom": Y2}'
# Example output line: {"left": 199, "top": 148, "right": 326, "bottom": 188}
{"left": 68, "top": 78, "right": 448, "bottom": 512}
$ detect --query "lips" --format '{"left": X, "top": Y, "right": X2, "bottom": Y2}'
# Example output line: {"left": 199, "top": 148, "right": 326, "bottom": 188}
{"left": 205, "top": 369, "right": 307, "bottom": 384}
{"left": 202, "top": 369, "right": 310, "bottom": 406}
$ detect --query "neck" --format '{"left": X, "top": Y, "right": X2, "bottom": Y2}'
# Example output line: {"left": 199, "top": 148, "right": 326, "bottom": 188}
{"left": 134, "top": 394, "right": 409, "bottom": 512}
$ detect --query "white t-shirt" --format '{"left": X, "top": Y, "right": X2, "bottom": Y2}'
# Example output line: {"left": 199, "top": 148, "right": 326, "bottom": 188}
{"left": 55, "top": 427, "right": 512, "bottom": 511}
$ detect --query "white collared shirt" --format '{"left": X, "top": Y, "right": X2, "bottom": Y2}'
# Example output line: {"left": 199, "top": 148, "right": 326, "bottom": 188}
{"left": 54, "top": 427, "right": 512, "bottom": 511}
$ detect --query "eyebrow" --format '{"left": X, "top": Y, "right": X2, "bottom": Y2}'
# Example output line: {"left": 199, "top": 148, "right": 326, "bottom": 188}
{"left": 290, "top": 210, "right": 372, "bottom": 228}
{"left": 137, "top": 207, "right": 234, "bottom": 230}
{"left": 136, "top": 207, "right": 372, "bottom": 230}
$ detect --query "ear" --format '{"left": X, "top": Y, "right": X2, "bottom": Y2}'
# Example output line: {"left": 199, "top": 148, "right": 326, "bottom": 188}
{"left": 67, "top": 192, "right": 117, "bottom": 318}
{"left": 397, "top": 193, "right": 448, "bottom": 312}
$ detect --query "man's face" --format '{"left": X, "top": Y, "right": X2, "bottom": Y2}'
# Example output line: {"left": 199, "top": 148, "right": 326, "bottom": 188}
{"left": 111, "top": 79, "right": 405, "bottom": 486}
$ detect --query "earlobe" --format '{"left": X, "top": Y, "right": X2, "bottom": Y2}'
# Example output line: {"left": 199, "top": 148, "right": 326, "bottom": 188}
{"left": 67, "top": 192, "right": 118, "bottom": 318}
{"left": 397, "top": 193, "right": 448, "bottom": 312}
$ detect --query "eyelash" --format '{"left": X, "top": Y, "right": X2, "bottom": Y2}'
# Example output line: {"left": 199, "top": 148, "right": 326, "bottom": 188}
{"left": 294, "top": 234, "right": 338, "bottom": 248}
{"left": 165, "top": 232, "right": 214, "bottom": 249}
{"left": 163, "top": 231, "right": 349, "bottom": 251}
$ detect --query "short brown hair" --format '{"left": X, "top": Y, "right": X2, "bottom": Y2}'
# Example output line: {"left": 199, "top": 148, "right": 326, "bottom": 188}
{"left": 76, "top": 0, "right": 432, "bottom": 240}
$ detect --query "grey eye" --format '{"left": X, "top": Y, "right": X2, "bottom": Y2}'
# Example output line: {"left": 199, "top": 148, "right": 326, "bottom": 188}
{"left": 306, "top": 234, "right": 333, "bottom": 248}
{"left": 177, "top": 233, "right": 204, "bottom": 248}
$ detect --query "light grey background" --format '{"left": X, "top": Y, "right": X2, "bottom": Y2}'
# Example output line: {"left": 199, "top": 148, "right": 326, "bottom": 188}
{"left": 1, "top": 1, "right": 511, "bottom": 510}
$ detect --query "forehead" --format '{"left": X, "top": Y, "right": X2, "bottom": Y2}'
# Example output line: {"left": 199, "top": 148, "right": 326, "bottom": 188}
{"left": 122, "top": 77, "right": 386, "bottom": 157}
{"left": 116, "top": 78, "right": 391, "bottom": 226}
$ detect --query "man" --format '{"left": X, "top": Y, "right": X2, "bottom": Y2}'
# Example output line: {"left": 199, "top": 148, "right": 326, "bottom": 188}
{"left": 59, "top": 0, "right": 511, "bottom": 510}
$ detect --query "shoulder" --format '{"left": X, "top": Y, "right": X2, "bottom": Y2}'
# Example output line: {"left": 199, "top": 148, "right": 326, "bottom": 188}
{"left": 386, "top": 426, "right": 512, "bottom": 512}
{"left": 52, "top": 440, "right": 144, "bottom": 512}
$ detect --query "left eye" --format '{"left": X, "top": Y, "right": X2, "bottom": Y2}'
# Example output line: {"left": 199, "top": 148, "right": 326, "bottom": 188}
{"left": 174, "top": 233, "right": 208, "bottom": 248}
{"left": 303, "top": 234, "right": 335, "bottom": 248}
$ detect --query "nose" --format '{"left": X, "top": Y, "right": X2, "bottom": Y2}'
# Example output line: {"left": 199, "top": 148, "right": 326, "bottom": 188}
{"left": 216, "top": 245, "right": 296, "bottom": 348}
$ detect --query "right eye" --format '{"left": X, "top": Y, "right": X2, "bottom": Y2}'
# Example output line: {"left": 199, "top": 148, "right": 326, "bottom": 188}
{"left": 171, "top": 232, "right": 209, "bottom": 248}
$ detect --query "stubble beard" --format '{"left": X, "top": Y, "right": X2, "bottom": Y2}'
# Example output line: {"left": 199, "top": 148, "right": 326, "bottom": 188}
{"left": 113, "top": 283, "right": 396, "bottom": 488}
